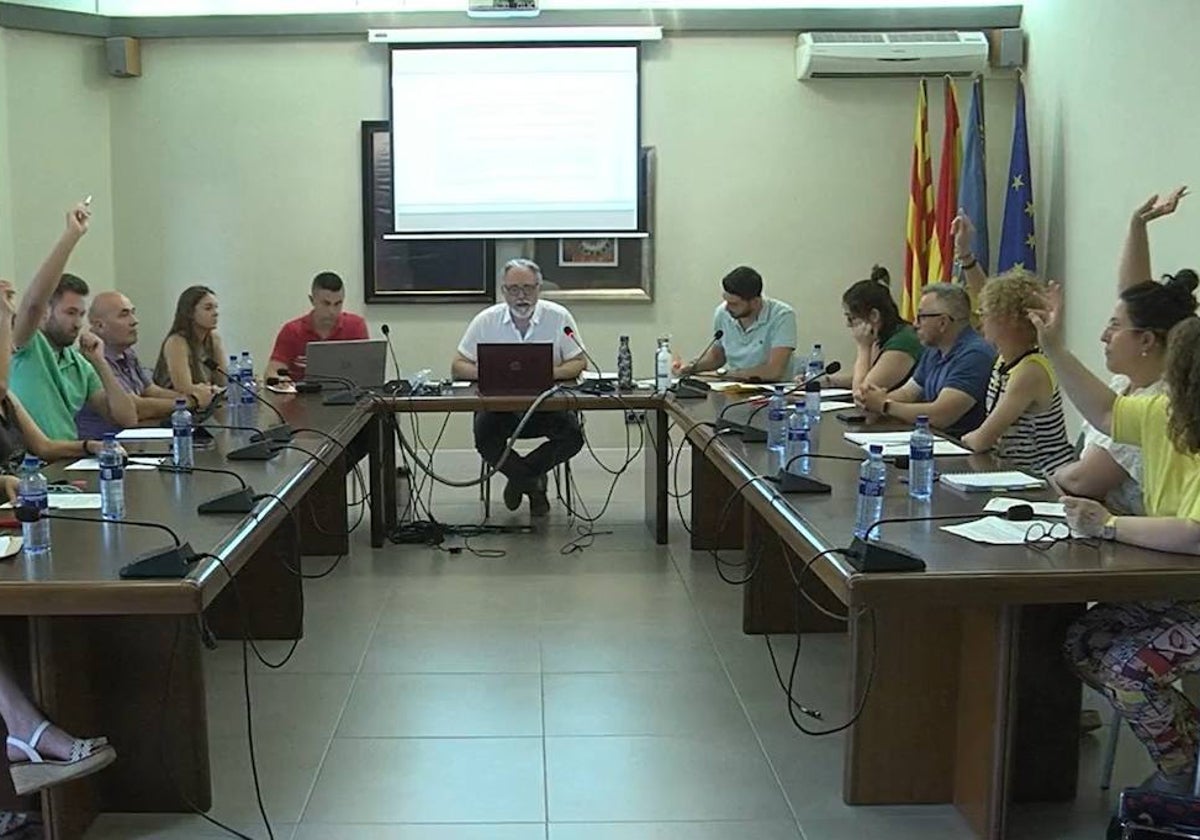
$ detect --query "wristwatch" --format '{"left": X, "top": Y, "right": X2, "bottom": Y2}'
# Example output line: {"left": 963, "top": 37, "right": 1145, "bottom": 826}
{"left": 1101, "top": 515, "right": 1118, "bottom": 541}
{"left": 881, "top": 399, "right": 891, "bottom": 417}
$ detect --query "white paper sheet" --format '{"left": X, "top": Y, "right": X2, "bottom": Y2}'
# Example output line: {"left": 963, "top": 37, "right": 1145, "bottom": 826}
{"left": 941, "top": 516, "right": 1064, "bottom": 545}
{"left": 983, "top": 497, "right": 1066, "bottom": 518}
{"left": 820, "top": 401, "right": 857, "bottom": 413}
{"left": 842, "top": 431, "right": 971, "bottom": 458}
{"left": 941, "top": 471, "right": 1045, "bottom": 492}
{"left": 0, "top": 536, "right": 22, "bottom": 559}
{"left": 115, "top": 428, "right": 173, "bottom": 441}
{"left": 818, "top": 387, "right": 854, "bottom": 399}
{"left": 1, "top": 494, "right": 102, "bottom": 511}
{"left": 65, "top": 457, "right": 163, "bottom": 471}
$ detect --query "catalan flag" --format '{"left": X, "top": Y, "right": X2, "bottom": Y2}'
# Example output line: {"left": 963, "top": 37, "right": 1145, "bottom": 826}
{"left": 957, "top": 76, "right": 989, "bottom": 274}
{"left": 928, "top": 76, "right": 962, "bottom": 285}
{"left": 998, "top": 77, "right": 1036, "bottom": 273}
{"left": 901, "top": 79, "right": 935, "bottom": 322}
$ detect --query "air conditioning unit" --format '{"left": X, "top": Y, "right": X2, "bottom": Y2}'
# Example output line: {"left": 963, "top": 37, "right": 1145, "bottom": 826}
{"left": 796, "top": 31, "right": 989, "bottom": 79}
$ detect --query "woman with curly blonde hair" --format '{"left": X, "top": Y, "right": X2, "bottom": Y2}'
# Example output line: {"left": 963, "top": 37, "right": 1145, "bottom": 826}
{"left": 959, "top": 269, "right": 1075, "bottom": 474}
{"left": 1031, "top": 286, "right": 1200, "bottom": 795}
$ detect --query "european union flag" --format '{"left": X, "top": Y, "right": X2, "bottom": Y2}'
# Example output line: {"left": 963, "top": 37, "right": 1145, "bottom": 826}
{"left": 957, "top": 77, "right": 989, "bottom": 274}
{"left": 998, "top": 78, "right": 1035, "bottom": 273}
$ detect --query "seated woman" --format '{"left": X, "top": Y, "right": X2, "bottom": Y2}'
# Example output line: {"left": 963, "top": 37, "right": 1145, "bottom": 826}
{"left": 1031, "top": 284, "right": 1200, "bottom": 795}
{"left": 0, "top": 282, "right": 123, "bottom": 468}
{"left": 1053, "top": 188, "right": 1196, "bottom": 512}
{"left": 817, "top": 266, "right": 923, "bottom": 392}
{"left": 153, "top": 285, "right": 227, "bottom": 402}
{"left": 959, "top": 270, "right": 1076, "bottom": 474}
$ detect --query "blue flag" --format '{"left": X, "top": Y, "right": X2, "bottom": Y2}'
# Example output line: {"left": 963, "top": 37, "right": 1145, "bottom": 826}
{"left": 998, "top": 78, "right": 1035, "bottom": 273}
{"left": 957, "top": 76, "right": 989, "bottom": 274}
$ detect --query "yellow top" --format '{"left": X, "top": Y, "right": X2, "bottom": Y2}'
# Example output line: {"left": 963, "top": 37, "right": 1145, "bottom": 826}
{"left": 1112, "top": 393, "right": 1200, "bottom": 519}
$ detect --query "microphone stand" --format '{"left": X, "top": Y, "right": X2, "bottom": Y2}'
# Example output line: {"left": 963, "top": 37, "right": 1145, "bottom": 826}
{"left": 672, "top": 330, "right": 725, "bottom": 400}
{"left": 158, "top": 463, "right": 259, "bottom": 515}
{"left": 563, "top": 327, "right": 615, "bottom": 395}
{"left": 15, "top": 508, "right": 199, "bottom": 579}
{"left": 379, "top": 324, "right": 413, "bottom": 396}
{"left": 765, "top": 451, "right": 863, "bottom": 494}
{"left": 216, "top": 366, "right": 294, "bottom": 444}
{"left": 844, "top": 505, "right": 1035, "bottom": 573}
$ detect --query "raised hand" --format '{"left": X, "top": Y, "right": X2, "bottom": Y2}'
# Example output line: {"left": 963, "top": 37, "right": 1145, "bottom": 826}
{"left": 1134, "top": 186, "right": 1188, "bottom": 225}
{"left": 65, "top": 202, "right": 91, "bottom": 240}
{"left": 0, "top": 281, "right": 16, "bottom": 324}
{"left": 951, "top": 208, "right": 975, "bottom": 259}
{"left": 1027, "top": 282, "right": 1065, "bottom": 351}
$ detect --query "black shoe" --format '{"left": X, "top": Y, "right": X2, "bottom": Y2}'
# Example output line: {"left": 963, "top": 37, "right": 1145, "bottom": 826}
{"left": 529, "top": 474, "right": 550, "bottom": 517}
{"left": 503, "top": 478, "right": 523, "bottom": 511}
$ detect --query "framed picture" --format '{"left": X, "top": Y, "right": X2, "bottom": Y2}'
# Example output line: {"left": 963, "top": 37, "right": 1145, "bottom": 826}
{"left": 528, "top": 147, "right": 657, "bottom": 303}
{"left": 558, "top": 238, "right": 619, "bottom": 268}
{"left": 360, "top": 120, "right": 495, "bottom": 305}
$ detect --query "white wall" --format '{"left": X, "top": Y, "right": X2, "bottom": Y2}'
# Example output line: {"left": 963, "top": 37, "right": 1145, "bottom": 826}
{"left": 1022, "top": 0, "right": 1200, "bottom": 378}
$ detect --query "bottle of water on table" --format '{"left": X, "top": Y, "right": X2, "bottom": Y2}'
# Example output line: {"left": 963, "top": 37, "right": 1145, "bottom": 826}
{"left": 99, "top": 434, "right": 125, "bottom": 521}
{"left": 806, "top": 343, "right": 824, "bottom": 381}
{"left": 785, "top": 407, "right": 811, "bottom": 475}
{"left": 18, "top": 456, "right": 49, "bottom": 556}
{"left": 239, "top": 351, "right": 256, "bottom": 405}
{"left": 617, "top": 336, "right": 633, "bottom": 390}
{"left": 909, "top": 414, "right": 934, "bottom": 501}
{"left": 172, "top": 398, "right": 194, "bottom": 468}
{"left": 853, "top": 444, "right": 887, "bottom": 540}
{"left": 654, "top": 338, "right": 671, "bottom": 393}
{"left": 805, "top": 379, "right": 822, "bottom": 424}
{"left": 767, "top": 385, "right": 788, "bottom": 450}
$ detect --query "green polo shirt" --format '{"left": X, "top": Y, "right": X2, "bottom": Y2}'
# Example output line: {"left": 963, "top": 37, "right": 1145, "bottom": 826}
{"left": 713, "top": 297, "right": 798, "bottom": 375}
{"left": 10, "top": 331, "right": 102, "bottom": 441}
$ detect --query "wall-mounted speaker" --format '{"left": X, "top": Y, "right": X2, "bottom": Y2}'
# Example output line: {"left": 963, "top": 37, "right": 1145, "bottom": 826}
{"left": 105, "top": 37, "right": 141, "bottom": 78}
{"left": 990, "top": 28, "right": 1024, "bottom": 69}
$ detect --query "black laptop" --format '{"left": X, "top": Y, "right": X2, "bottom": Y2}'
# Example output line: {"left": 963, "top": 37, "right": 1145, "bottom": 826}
{"left": 477, "top": 343, "right": 554, "bottom": 396}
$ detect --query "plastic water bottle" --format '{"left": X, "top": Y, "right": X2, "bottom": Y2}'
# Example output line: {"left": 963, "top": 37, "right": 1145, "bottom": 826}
{"left": 17, "top": 456, "right": 49, "bottom": 556}
{"left": 909, "top": 414, "right": 935, "bottom": 501}
{"left": 785, "top": 407, "right": 811, "bottom": 475}
{"left": 853, "top": 444, "right": 887, "bottom": 540}
{"left": 654, "top": 338, "right": 671, "bottom": 393}
{"left": 805, "top": 380, "right": 822, "bottom": 423}
{"left": 239, "top": 351, "right": 256, "bottom": 405}
{"left": 617, "top": 336, "right": 633, "bottom": 390}
{"left": 806, "top": 343, "right": 825, "bottom": 382}
{"left": 172, "top": 398, "right": 194, "bottom": 468}
{"left": 228, "top": 354, "right": 240, "bottom": 391}
{"left": 99, "top": 434, "right": 125, "bottom": 521}
{"left": 767, "top": 385, "right": 788, "bottom": 450}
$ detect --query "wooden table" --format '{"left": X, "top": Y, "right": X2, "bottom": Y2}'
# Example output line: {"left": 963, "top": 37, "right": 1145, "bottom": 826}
{"left": 364, "top": 386, "right": 671, "bottom": 548}
{"left": 0, "top": 394, "right": 369, "bottom": 839}
{"left": 671, "top": 392, "right": 1200, "bottom": 839}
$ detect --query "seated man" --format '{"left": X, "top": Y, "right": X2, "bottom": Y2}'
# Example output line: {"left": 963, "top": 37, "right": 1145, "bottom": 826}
{"left": 9, "top": 205, "right": 137, "bottom": 441}
{"left": 268, "top": 271, "right": 369, "bottom": 381}
{"left": 451, "top": 258, "right": 585, "bottom": 517}
{"left": 76, "top": 292, "right": 198, "bottom": 439}
{"left": 675, "top": 265, "right": 797, "bottom": 381}
{"left": 855, "top": 283, "right": 996, "bottom": 438}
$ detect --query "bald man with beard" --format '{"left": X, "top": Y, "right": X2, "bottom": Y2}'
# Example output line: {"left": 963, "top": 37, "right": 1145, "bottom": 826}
{"left": 75, "top": 291, "right": 197, "bottom": 439}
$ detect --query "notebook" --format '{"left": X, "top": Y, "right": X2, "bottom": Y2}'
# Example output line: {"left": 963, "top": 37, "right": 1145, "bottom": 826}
{"left": 842, "top": 431, "right": 972, "bottom": 458}
{"left": 941, "top": 471, "right": 1045, "bottom": 492}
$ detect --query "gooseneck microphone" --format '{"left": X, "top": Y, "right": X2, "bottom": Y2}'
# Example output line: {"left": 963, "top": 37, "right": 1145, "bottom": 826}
{"left": 671, "top": 330, "right": 725, "bottom": 400}
{"left": 158, "top": 463, "right": 259, "bottom": 515}
{"left": 15, "top": 507, "right": 198, "bottom": 579}
{"left": 379, "top": 324, "right": 412, "bottom": 395}
{"left": 563, "top": 326, "right": 615, "bottom": 394}
{"left": 765, "top": 450, "right": 864, "bottom": 495}
{"left": 681, "top": 329, "right": 725, "bottom": 378}
{"left": 845, "top": 503, "right": 1036, "bottom": 573}
{"left": 714, "top": 361, "right": 843, "bottom": 442}
{"left": 202, "top": 357, "right": 293, "bottom": 443}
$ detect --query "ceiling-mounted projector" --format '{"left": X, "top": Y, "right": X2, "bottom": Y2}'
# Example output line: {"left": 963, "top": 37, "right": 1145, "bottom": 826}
{"left": 467, "top": 0, "right": 539, "bottom": 18}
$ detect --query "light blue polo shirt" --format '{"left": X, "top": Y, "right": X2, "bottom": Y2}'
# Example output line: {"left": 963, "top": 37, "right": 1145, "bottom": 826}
{"left": 713, "top": 298, "right": 797, "bottom": 375}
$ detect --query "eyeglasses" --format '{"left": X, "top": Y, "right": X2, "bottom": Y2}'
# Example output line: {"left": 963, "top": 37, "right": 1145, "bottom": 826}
{"left": 915, "top": 311, "right": 953, "bottom": 322}
{"left": 1102, "top": 319, "right": 1145, "bottom": 335}
{"left": 502, "top": 284, "right": 540, "bottom": 297}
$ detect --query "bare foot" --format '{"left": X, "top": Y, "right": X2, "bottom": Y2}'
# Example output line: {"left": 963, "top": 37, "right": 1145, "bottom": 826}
{"left": 6, "top": 720, "right": 104, "bottom": 764}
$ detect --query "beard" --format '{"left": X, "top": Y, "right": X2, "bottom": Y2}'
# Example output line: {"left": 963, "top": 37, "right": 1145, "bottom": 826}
{"left": 508, "top": 300, "right": 535, "bottom": 319}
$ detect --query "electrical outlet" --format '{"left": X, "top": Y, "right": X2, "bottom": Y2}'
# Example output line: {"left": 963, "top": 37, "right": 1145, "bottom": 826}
{"left": 625, "top": 410, "right": 645, "bottom": 425}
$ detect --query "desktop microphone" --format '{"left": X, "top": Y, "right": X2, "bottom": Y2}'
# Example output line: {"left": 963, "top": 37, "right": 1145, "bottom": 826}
{"left": 715, "top": 361, "right": 842, "bottom": 442}
{"left": 303, "top": 373, "right": 367, "bottom": 406}
{"left": 158, "top": 463, "right": 259, "bottom": 515}
{"left": 844, "top": 503, "right": 1035, "bottom": 573}
{"left": 562, "top": 326, "right": 614, "bottom": 394}
{"left": 15, "top": 506, "right": 198, "bottom": 579}
{"left": 200, "top": 423, "right": 283, "bottom": 461}
{"left": 672, "top": 330, "right": 725, "bottom": 399}
{"left": 765, "top": 451, "right": 864, "bottom": 495}
{"left": 379, "top": 324, "right": 413, "bottom": 396}
{"left": 202, "top": 358, "right": 293, "bottom": 443}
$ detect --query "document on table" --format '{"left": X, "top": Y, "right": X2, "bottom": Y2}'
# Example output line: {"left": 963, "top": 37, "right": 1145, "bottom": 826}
{"left": 941, "top": 516, "right": 1063, "bottom": 545}
{"left": 983, "top": 497, "right": 1066, "bottom": 518}
{"left": 818, "top": 388, "right": 854, "bottom": 399}
{"left": 821, "top": 401, "right": 856, "bottom": 413}
{"left": 116, "top": 428, "right": 173, "bottom": 441}
{"left": 65, "top": 457, "right": 163, "bottom": 471}
{"left": 1, "top": 494, "right": 102, "bottom": 511}
{"left": 941, "top": 471, "right": 1045, "bottom": 492}
{"left": 842, "top": 431, "right": 971, "bottom": 457}
{"left": 0, "top": 536, "right": 21, "bottom": 558}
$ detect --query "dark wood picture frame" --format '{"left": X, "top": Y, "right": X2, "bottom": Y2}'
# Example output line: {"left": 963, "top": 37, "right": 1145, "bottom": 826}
{"left": 360, "top": 120, "right": 496, "bottom": 305}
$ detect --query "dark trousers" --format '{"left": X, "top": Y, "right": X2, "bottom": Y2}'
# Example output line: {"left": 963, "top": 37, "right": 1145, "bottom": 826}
{"left": 474, "top": 410, "right": 584, "bottom": 490}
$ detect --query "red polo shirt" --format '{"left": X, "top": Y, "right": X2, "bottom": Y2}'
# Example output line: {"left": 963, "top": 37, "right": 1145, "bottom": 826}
{"left": 270, "top": 312, "right": 370, "bottom": 380}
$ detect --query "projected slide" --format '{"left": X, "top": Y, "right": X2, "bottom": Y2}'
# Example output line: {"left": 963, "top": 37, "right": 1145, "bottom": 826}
{"left": 390, "top": 45, "right": 640, "bottom": 235}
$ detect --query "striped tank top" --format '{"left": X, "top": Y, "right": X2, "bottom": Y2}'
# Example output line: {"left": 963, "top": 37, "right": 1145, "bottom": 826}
{"left": 986, "top": 351, "right": 1076, "bottom": 476}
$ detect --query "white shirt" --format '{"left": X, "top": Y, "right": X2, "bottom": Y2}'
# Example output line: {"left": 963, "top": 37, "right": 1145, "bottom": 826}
{"left": 1080, "top": 374, "right": 1165, "bottom": 515}
{"left": 457, "top": 300, "right": 585, "bottom": 366}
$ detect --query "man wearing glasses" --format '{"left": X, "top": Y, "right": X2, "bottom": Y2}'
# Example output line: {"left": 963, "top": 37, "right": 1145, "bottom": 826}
{"left": 855, "top": 283, "right": 995, "bottom": 437}
{"left": 452, "top": 258, "right": 585, "bottom": 517}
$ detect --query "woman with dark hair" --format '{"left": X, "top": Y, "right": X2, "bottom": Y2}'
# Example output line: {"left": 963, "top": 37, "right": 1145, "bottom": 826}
{"left": 818, "top": 265, "right": 923, "bottom": 390}
{"left": 152, "top": 285, "right": 227, "bottom": 402}
{"left": 1030, "top": 285, "right": 1200, "bottom": 794}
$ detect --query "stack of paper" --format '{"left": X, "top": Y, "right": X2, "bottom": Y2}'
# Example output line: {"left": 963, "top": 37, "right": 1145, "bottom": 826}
{"left": 1, "top": 494, "right": 102, "bottom": 511}
{"left": 941, "top": 471, "right": 1044, "bottom": 492}
{"left": 843, "top": 431, "right": 971, "bottom": 458}
{"left": 983, "top": 497, "right": 1065, "bottom": 518}
{"left": 65, "top": 457, "right": 163, "bottom": 471}
{"left": 116, "top": 428, "right": 173, "bottom": 441}
{"left": 942, "top": 516, "right": 1074, "bottom": 546}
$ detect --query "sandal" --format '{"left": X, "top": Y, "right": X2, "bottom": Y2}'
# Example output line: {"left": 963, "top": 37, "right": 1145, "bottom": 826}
{"left": 7, "top": 721, "right": 116, "bottom": 796}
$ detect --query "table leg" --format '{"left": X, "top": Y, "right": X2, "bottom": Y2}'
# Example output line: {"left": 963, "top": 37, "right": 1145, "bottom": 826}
{"left": 206, "top": 517, "right": 303, "bottom": 640}
{"left": 369, "top": 413, "right": 386, "bottom": 548}
{"left": 382, "top": 414, "right": 397, "bottom": 535}
{"left": 299, "top": 450, "right": 348, "bottom": 556}
{"left": 643, "top": 408, "right": 668, "bottom": 545}
{"left": 690, "top": 440, "right": 743, "bottom": 552}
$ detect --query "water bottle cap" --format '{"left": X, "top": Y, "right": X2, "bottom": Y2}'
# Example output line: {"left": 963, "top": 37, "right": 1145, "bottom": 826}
{"left": 813, "top": 343, "right": 822, "bottom": 350}
{"left": 21, "top": 455, "right": 38, "bottom": 467}
{"left": 175, "top": 398, "right": 186, "bottom": 407}
{"left": 916, "top": 414, "right": 929, "bottom": 425}
{"left": 103, "top": 432, "right": 116, "bottom": 442}
{"left": 869, "top": 444, "right": 883, "bottom": 455}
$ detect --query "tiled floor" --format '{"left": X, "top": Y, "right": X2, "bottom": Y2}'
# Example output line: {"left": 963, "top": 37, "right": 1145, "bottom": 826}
{"left": 83, "top": 447, "right": 1150, "bottom": 839}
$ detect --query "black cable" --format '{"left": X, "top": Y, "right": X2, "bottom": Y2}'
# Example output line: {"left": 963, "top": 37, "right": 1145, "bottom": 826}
{"left": 274, "top": 443, "right": 330, "bottom": 471}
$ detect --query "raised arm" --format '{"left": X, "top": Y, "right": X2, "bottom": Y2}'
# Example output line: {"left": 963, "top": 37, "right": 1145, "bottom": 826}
{"left": 952, "top": 210, "right": 988, "bottom": 298}
{"left": 0, "top": 282, "right": 15, "bottom": 402}
{"left": 13, "top": 204, "right": 90, "bottom": 349}
{"left": 1119, "top": 187, "right": 1187, "bottom": 292}
{"left": 1029, "top": 284, "right": 1117, "bottom": 434}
